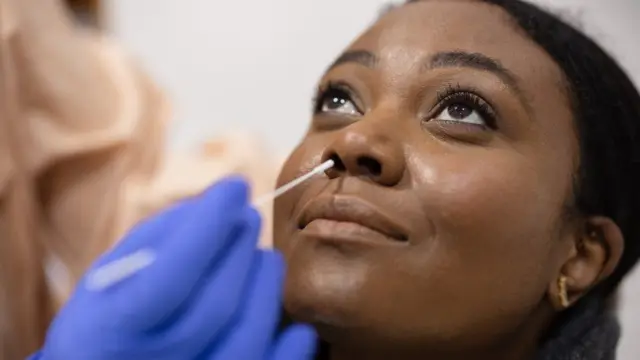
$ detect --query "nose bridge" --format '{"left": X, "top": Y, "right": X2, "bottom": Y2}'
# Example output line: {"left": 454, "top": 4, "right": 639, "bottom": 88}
{"left": 342, "top": 99, "right": 406, "bottom": 151}
{"left": 322, "top": 111, "right": 406, "bottom": 186}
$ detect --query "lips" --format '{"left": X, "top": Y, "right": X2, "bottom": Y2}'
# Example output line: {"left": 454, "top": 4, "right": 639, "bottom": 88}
{"left": 298, "top": 195, "right": 409, "bottom": 243}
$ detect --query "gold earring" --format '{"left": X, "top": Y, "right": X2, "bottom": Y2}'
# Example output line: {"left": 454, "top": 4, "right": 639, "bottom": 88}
{"left": 558, "top": 276, "right": 570, "bottom": 308}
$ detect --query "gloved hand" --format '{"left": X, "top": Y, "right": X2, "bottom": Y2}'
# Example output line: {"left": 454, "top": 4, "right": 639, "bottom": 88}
{"left": 31, "top": 177, "right": 316, "bottom": 360}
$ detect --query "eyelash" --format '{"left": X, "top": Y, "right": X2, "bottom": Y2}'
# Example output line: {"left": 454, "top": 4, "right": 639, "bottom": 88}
{"left": 312, "top": 82, "right": 360, "bottom": 114}
{"left": 434, "top": 84, "right": 498, "bottom": 129}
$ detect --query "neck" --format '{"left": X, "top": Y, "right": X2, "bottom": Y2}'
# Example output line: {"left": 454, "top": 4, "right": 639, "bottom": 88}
{"left": 318, "top": 306, "right": 553, "bottom": 360}
{"left": 309, "top": 297, "right": 618, "bottom": 360}
{"left": 326, "top": 339, "right": 539, "bottom": 360}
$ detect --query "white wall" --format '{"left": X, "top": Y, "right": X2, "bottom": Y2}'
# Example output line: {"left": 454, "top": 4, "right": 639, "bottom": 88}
{"left": 104, "top": 0, "right": 398, "bottom": 155}
{"left": 104, "top": 0, "right": 639, "bottom": 358}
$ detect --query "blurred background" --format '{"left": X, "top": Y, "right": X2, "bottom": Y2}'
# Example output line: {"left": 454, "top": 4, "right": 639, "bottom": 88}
{"left": 48, "top": 0, "right": 640, "bottom": 357}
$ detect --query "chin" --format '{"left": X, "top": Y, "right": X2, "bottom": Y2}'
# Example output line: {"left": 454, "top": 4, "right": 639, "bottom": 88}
{"left": 281, "top": 241, "right": 375, "bottom": 330}
{"left": 282, "top": 270, "right": 422, "bottom": 356}
{"left": 282, "top": 281, "right": 378, "bottom": 352}
{"left": 280, "top": 244, "right": 463, "bottom": 355}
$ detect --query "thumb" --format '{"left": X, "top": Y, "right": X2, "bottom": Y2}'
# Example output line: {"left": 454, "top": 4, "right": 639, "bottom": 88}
{"left": 270, "top": 325, "right": 318, "bottom": 360}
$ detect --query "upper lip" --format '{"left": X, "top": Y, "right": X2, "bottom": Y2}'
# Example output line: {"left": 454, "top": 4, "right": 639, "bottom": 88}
{"left": 298, "top": 195, "right": 409, "bottom": 242}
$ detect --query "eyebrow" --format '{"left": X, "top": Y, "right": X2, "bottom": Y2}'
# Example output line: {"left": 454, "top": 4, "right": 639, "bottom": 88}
{"left": 427, "top": 51, "right": 532, "bottom": 113}
{"left": 428, "top": 51, "right": 520, "bottom": 94}
{"left": 328, "top": 50, "right": 377, "bottom": 71}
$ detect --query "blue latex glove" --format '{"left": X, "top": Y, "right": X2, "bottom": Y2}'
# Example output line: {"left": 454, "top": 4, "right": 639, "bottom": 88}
{"left": 32, "top": 177, "right": 316, "bottom": 360}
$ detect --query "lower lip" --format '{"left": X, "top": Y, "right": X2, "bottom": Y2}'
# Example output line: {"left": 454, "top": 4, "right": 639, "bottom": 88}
{"left": 300, "top": 219, "right": 404, "bottom": 246}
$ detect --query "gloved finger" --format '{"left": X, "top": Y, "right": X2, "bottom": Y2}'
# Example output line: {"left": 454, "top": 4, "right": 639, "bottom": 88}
{"left": 114, "top": 177, "right": 251, "bottom": 329}
{"left": 70, "top": 200, "right": 193, "bottom": 305}
{"left": 268, "top": 325, "right": 318, "bottom": 360}
{"left": 166, "top": 207, "right": 263, "bottom": 354}
{"left": 88, "top": 199, "right": 192, "bottom": 270}
{"left": 206, "top": 250, "right": 285, "bottom": 360}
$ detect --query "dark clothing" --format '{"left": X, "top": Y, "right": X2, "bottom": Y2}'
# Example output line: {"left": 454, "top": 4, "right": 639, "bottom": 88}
{"left": 537, "top": 297, "right": 619, "bottom": 360}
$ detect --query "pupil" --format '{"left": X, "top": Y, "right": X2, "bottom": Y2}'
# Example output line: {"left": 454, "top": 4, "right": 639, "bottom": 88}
{"left": 327, "top": 96, "right": 346, "bottom": 109}
{"left": 448, "top": 103, "right": 472, "bottom": 119}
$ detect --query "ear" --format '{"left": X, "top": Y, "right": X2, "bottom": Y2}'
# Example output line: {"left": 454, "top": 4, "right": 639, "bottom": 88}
{"left": 548, "top": 216, "right": 625, "bottom": 310}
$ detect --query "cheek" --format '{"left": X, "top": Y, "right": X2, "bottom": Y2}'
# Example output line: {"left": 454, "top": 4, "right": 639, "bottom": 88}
{"left": 411, "top": 150, "right": 568, "bottom": 294}
{"left": 425, "top": 158, "right": 553, "bottom": 237}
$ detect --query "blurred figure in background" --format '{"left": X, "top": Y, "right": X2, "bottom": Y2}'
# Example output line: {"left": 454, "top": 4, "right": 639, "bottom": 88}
{"left": 0, "top": 0, "right": 279, "bottom": 358}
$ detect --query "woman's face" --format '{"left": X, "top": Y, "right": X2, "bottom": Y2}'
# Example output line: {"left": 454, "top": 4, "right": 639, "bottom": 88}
{"left": 274, "top": 0, "right": 579, "bottom": 355}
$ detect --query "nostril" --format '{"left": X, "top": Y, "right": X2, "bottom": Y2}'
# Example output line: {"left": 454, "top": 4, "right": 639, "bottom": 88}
{"left": 357, "top": 156, "right": 382, "bottom": 177}
{"left": 328, "top": 153, "right": 346, "bottom": 172}
{"left": 323, "top": 153, "right": 345, "bottom": 179}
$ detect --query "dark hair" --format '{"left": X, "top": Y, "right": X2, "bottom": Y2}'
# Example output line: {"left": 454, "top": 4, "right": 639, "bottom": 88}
{"left": 404, "top": 0, "right": 640, "bottom": 299}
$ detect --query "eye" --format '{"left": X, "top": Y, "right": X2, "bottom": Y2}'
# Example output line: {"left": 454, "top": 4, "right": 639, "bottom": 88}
{"left": 431, "top": 91, "right": 497, "bottom": 129}
{"left": 435, "top": 103, "right": 485, "bottom": 126}
{"left": 315, "top": 85, "right": 362, "bottom": 116}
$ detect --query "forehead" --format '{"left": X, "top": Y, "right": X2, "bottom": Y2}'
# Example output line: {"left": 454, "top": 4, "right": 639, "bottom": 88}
{"left": 348, "top": 1, "right": 565, "bottom": 94}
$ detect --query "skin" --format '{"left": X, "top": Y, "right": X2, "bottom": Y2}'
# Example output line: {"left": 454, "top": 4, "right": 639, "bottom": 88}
{"left": 272, "top": 1, "right": 624, "bottom": 359}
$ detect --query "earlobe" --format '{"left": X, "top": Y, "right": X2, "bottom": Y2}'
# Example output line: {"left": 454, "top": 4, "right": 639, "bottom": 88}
{"left": 549, "top": 216, "right": 624, "bottom": 310}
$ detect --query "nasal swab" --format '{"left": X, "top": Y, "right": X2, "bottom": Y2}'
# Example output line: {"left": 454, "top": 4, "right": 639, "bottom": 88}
{"left": 86, "top": 159, "right": 335, "bottom": 291}
{"left": 254, "top": 159, "right": 335, "bottom": 206}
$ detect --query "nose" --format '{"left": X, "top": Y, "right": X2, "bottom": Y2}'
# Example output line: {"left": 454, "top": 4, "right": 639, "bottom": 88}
{"left": 321, "top": 127, "right": 405, "bottom": 186}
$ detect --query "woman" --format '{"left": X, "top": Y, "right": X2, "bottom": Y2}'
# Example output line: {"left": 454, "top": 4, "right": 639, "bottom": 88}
{"left": 33, "top": 0, "right": 640, "bottom": 359}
